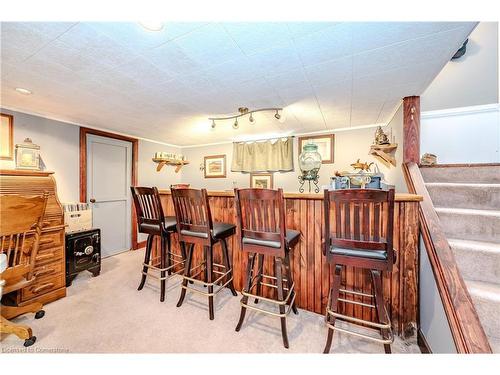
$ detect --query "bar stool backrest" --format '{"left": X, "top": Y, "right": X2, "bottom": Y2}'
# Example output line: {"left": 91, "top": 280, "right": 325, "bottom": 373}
{"left": 323, "top": 188, "right": 395, "bottom": 271}
{"left": 171, "top": 188, "right": 213, "bottom": 245}
{"left": 130, "top": 187, "right": 165, "bottom": 233}
{"left": 234, "top": 188, "right": 286, "bottom": 257}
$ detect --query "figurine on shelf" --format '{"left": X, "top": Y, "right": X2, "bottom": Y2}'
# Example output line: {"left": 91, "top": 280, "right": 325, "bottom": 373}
{"left": 374, "top": 126, "right": 390, "bottom": 145}
{"left": 350, "top": 159, "right": 373, "bottom": 173}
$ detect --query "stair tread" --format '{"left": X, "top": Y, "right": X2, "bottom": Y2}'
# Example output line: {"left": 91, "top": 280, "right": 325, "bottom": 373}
{"left": 448, "top": 238, "right": 500, "bottom": 253}
{"left": 465, "top": 279, "right": 500, "bottom": 302}
{"left": 426, "top": 182, "right": 500, "bottom": 188}
{"left": 435, "top": 207, "right": 500, "bottom": 217}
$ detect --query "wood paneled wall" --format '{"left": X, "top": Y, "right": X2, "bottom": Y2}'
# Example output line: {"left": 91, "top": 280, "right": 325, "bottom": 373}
{"left": 152, "top": 192, "right": 419, "bottom": 337}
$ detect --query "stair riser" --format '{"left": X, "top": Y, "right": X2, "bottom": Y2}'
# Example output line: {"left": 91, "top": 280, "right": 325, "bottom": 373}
{"left": 438, "top": 212, "right": 500, "bottom": 243}
{"left": 427, "top": 185, "right": 500, "bottom": 210}
{"left": 421, "top": 166, "right": 500, "bottom": 184}
{"left": 469, "top": 292, "right": 500, "bottom": 339}
{"left": 452, "top": 246, "right": 500, "bottom": 284}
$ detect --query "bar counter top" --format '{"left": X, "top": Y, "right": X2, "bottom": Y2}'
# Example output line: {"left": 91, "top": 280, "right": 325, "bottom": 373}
{"left": 159, "top": 189, "right": 422, "bottom": 202}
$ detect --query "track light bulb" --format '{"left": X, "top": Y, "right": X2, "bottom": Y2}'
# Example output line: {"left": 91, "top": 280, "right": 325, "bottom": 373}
{"left": 233, "top": 118, "right": 239, "bottom": 129}
{"left": 211, "top": 120, "right": 216, "bottom": 129}
{"left": 274, "top": 110, "right": 281, "bottom": 120}
{"left": 249, "top": 113, "right": 255, "bottom": 123}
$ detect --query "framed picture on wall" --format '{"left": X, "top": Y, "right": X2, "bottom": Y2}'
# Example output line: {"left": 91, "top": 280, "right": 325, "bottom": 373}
{"left": 0, "top": 113, "right": 14, "bottom": 160}
{"left": 204, "top": 154, "right": 226, "bottom": 178}
{"left": 250, "top": 173, "right": 273, "bottom": 189}
{"left": 298, "top": 134, "right": 335, "bottom": 164}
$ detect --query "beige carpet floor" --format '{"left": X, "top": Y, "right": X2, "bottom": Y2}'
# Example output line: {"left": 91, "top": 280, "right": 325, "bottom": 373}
{"left": 1, "top": 249, "right": 419, "bottom": 353}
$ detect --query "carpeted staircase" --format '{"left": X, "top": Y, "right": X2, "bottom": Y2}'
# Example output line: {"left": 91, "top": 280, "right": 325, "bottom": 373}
{"left": 421, "top": 165, "right": 500, "bottom": 353}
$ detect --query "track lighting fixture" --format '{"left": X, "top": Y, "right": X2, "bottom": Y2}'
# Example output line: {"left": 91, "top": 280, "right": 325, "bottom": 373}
{"left": 208, "top": 106, "right": 283, "bottom": 131}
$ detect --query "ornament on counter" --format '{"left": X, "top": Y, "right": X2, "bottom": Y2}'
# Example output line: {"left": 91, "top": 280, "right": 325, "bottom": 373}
{"left": 350, "top": 159, "right": 374, "bottom": 173}
{"left": 421, "top": 153, "right": 437, "bottom": 166}
{"left": 298, "top": 142, "right": 322, "bottom": 193}
{"left": 15, "top": 138, "right": 41, "bottom": 170}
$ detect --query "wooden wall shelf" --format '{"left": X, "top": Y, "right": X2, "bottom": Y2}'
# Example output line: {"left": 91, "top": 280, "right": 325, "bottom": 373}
{"left": 370, "top": 143, "right": 398, "bottom": 167}
{"left": 152, "top": 158, "right": 189, "bottom": 173}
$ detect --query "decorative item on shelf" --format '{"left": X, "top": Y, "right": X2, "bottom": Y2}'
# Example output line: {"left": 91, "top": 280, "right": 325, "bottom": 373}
{"left": 208, "top": 106, "right": 284, "bottom": 130}
{"left": 204, "top": 154, "right": 226, "bottom": 178}
{"left": 152, "top": 151, "right": 189, "bottom": 173}
{"left": 421, "top": 153, "right": 437, "bottom": 166}
{"left": 332, "top": 160, "right": 383, "bottom": 189}
{"left": 298, "top": 134, "right": 334, "bottom": 164}
{"left": 369, "top": 126, "right": 398, "bottom": 167}
{"left": 0, "top": 113, "right": 14, "bottom": 160}
{"left": 298, "top": 142, "right": 322, "bottom": 193}
{"left": 250, "top": 172, "right": 273, "bottom": 189}
{"left": 15, "top": 138, "right": 40, "bottom": 170}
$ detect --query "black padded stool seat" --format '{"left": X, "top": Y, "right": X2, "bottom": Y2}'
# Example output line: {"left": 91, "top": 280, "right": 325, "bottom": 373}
{"left": 180, "top": 222, "right": 236, "bottom": 240}
{"left": 329, "top": 247, "right": 387, "bottom": 260}
{"left": 140, "top": 216, "right": 177, "bottom": 234}
{"left": 242, "top": 229, "right": 300, "bottom": 249}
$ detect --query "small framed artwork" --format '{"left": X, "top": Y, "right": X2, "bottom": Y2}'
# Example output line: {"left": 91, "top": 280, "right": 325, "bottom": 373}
{"left": 0, "top": 113, "right": 14, "bottom": 160}
{"left": 298, "top": 134, "right": 335, "bottom": 164}
{"left": 250, "top": 173, "right": 274, "bottom": 189}
{"left": 204, "top": 154, "right": 227, "bottom": 178}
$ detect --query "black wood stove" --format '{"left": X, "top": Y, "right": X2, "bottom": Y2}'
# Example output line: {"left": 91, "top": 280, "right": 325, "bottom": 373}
{"left": 65, "top": 228, "right": 101, "bottom": 286}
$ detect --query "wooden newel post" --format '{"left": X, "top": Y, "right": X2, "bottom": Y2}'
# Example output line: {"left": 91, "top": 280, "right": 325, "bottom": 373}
{"left": 403, "top": 96, "right": 420, "bottom": 164}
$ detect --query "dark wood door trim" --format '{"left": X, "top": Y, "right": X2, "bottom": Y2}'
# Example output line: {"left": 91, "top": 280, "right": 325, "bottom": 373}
{"left": 79, "top": 127, "right": 139, "bottom": 250}
{"left": 403, "top": 96, "right": 420, "bottom": 164}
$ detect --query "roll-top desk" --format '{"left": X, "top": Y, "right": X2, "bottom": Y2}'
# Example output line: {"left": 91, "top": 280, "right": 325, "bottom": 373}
{"left": 0, "top": 169, "right": 66, "bottom": 306}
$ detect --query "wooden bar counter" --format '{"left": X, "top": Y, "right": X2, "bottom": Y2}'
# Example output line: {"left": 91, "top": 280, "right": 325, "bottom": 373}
{"left": 153, "top": 190, "right": 421, "bottom": 338}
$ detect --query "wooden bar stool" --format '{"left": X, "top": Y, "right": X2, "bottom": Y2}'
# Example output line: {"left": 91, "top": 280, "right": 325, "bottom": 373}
{"left": 171, "top": 187, "right": 237, "bottom": 320}
{"left": 131, "top": 186, "right": 185, "bottom": 302}
{"left": 234, "top": 188, "right": 299, "bottom": 349}
{"left": 323, "top": 188, "right": 396, "bottom": 354}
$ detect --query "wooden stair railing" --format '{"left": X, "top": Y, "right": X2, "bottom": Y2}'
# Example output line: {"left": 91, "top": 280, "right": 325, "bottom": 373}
{"left": 403, "top": 162, "right": 492, "bottom": 353}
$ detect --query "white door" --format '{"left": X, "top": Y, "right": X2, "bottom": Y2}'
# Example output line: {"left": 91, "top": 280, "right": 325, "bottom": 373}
{"left": 87, "top": 134, "right": 132, "bottom": 257}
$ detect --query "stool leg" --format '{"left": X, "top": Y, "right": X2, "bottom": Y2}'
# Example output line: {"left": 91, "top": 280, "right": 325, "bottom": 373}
{"left": 254, "top": 254, "right": 264, "bottom": 303}
{"left": 177, "top": 243, "right": 194, "bottom": 308}
{"left": 160, "top": 235, "right": 167, "bottom": 302}
{"left": 235, "top": 253, "right": 256, "bottom": 332}
{"left": 371, "top": 269, "right": 392, "bottom": 354}
{"left": 166, "top": 232, "right": 172, "bottom": 276}
{"left": 284, "top": 251, "right": 298, "bottom": 315}
{"left": 275, "top": 257, "right": 289, "bottom": 348}
{"left": 221, "top": 238, "right": 237, "bottom": 296}
{"left": 138, "top": 234, "right": 154, "bottom": 291}
{"left": 324, "top": 264, "right": 342, "bottom": 354}
{"left": 206, "top": 245, "right": 215, "bottom": 320}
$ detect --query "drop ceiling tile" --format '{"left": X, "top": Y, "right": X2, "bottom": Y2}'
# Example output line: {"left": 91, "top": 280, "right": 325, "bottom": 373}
{"left": 112, "top": 56, "right": 174, "bottom": 87}
{"left": 223, "top": 22, "right": 291, "bottom": 55}
{"left": 247, "top": 41, "right": 303, "bottom": 76}
{"left": 142, "top": 40, "right": 203, "bottom": 77}
{"left": 294, "top": 23, "right": 352, "bottom": 67}
{"left": 55, "top": 23, "right": 141, "bottom": 68}
{"left": 286, "top": 22, "right": 338, "bottom": 39}
{"left": 201, "top": 56, "right": 262, "bottom": 86}
{"left": 174, "top": 23, "right": 244, "bottom": 68}
{"left": 88, "top": 22, "right": 208, "bottom": 51}
{"left": 304, "top": 55, "right": 353, "bottom": 87}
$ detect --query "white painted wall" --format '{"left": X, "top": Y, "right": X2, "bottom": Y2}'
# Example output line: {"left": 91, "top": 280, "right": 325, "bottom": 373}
{"left": 181, "top": 106, "right": 407, "bottom": 192}
{"left": 421, "top": 104, "right": 500, "bottom": 164}
{"left": 421, "top": 22, "right": 499, "bottom": 111}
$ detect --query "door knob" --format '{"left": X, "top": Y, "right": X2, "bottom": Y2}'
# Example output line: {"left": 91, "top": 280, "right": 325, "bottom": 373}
{"left": 90, "top": 198, "right": 96, "bottom": 203}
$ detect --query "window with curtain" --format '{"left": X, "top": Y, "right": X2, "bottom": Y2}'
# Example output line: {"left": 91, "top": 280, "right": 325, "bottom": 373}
{"left": 231, "top": 137, "right": 294, "bottom": 172}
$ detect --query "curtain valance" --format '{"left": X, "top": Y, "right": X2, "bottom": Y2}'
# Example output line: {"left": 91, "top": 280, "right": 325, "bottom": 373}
{"left": 231, "top": 137, "right": 294, "bottom": 173}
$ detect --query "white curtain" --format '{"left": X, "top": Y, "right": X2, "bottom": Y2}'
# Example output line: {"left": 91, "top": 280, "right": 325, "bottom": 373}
{"left": 231, "top": 137, "right": 294, "bottom": 172}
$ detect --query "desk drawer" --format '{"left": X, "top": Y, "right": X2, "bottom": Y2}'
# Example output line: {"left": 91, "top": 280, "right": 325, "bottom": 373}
{"left": 39, "top": 230, "right": 63, "bottom": 250}
{"left": 33, "top": 261, "right": 64, "bottom": 280}
{"left": 35, "top": 245, "right": 64, "bottom": 265}
{"left": 21, "top": 274, "right": 65, "bottom": 302}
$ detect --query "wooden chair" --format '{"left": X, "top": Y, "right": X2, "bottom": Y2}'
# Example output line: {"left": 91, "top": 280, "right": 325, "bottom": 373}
{"left": 323, "top": 188, "right": 395, "bottom": 354}
{"left": 171, "top": 187, "right": 237, "bottom": 320}
{"left": 234, "top": 188, "right": 299, "bottom": 348}
{"left": 131, "top": 186, "right": 184, "bottom": 302}
{"left": 0, "top": 193, "right": 48, "bottom": 347}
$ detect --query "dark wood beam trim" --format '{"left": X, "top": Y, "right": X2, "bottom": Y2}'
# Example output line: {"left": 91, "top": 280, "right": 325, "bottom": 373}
{"left": 79, "top": 127, "right": 139, "bottom": 250}
{"left": 403, "top": 162, "right": 492, "bottom": 353}
{"left": 403, "top": 96, "right": 421, "bottom": 164}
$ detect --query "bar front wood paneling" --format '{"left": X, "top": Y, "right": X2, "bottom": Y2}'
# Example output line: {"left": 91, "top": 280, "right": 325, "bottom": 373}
{"left": 152, "top": 190, "right": 420, "bottom": 337}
